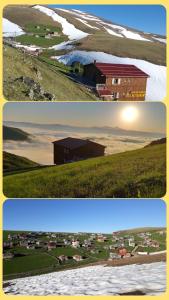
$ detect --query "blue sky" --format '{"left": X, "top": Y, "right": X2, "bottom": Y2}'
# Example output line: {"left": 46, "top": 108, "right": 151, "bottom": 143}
{"left": 49, "top": 5, "right": 166, "bottom": 35}
{"left": 4, "top": 102, "right": 166, "bottom": 133}
{"left": 3, "top": 200, "right": 166, "bottom": 233}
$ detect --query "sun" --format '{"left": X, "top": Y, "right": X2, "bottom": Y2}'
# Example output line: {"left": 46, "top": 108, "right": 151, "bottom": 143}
{"left": 121, "top": 106, "right": 138, "bottom": 123}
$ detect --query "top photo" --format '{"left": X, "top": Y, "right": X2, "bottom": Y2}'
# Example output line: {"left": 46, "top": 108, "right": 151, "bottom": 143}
{"left": 2, "top": 4, "right": 166, "bottom": 102}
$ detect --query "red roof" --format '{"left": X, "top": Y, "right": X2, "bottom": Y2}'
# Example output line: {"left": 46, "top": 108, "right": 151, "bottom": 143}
{"left": 94, "top": 63, "right": 149, "bottom": 78}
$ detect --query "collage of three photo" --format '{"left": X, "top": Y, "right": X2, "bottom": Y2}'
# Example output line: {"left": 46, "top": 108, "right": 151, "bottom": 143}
{"left": 0, "top": 0, "right": 168, "bottom": 298}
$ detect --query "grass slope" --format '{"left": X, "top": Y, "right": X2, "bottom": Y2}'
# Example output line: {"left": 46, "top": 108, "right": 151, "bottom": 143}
{"left": 3, "top": 5, "right": 62, "bottom": 28}
{"left": 3, "top": 45, "right": 98, "bottom": 101}
{"left": 3, "top": 151, "right": 39, "bottom": 174}
{"left": 3, "top": 228, "right": 166, "bottom": 280}
{"left": 3, "top": 126, "right": 31, "bottom": 141}
{"left": 55, "top": 9, "right": 166, "bottom": 66}
{"left": 3, "top": 143, "right": 166, "bottom": 198}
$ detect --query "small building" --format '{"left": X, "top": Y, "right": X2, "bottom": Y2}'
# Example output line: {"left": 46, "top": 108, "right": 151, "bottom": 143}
{"left": 58, "top": 255, "right": 68, "bottom": 262}
{"left": 53, "top": 137, "right": 106, "bottom": 165}
{"left": 118, "top": 247, "right": 127, "bottom": 258}
{"left": 47, "top": 241, "right": 56, "bottom": 250}
{"left": 83, "top": 61, "right": 149, "bottom": 101}
{"left": 73, "top": 255, "right": 83, "bottom": 261}
{"left": 72, "top": 240, "right": 80, "bottom": 248}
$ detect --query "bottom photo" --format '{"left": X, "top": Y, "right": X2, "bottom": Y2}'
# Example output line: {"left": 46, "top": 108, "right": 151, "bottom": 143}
{"left": 3, "top": 199, "right": 166, "bottom": 296}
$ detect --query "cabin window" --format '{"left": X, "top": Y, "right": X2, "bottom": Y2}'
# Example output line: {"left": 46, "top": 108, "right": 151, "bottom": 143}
{"left": 112, "top": 78, "right": 121, "bottom": 85}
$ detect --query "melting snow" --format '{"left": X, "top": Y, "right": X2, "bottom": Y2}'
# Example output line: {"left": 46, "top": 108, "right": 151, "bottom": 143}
{"left": 99, "top": 22, "right": 150, "bottom": 41}
{"left": 3, "top": 18, "right": 25, "bottom": 37}
{"left": 76, "top": 18, "right": 99, "bottom": 30}
{"left": 3, "top": 262, "right": 166, "bottom": 295}
{"left": 153, "top": 37, "right": 166, "bottom": 44}
{"left": 55, "top": 50, "right": 166, "bottom": 101}
{"left": 50, "top": 40, "right": 75, "bottom": 51}
{"left": 33, "top": 5, "right": 89, "bottom": 40}
{"left": 103, "top": 26, "right": 123, "bottom": 37}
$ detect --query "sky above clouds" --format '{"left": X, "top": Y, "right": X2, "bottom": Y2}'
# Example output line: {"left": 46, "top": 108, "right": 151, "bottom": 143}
{"left": 3, "top": 102, "right": 166, "bottom": 133}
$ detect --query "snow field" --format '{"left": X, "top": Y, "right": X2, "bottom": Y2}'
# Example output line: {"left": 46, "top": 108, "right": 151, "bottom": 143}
{"left": 4, "top": 262, "right": 166, "bottom": 295}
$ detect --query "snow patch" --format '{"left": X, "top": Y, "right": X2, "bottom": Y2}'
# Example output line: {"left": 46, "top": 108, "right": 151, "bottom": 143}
{"left": 76, "top": 18, "right": 99, "bottom": 30}
{"left": 55, "top": 50, "right": 166, "bottom": 101}
{"left": 33, "top": 5, "right": 89, "bottom": 40}
{"left": 103, "top": 26, "right": 123, "bottom": 37}
{"left": 98, "top": 22, "right": 150, "bottom": 41}
{"left": 153, "top": 37, "right": 166, "bottom": 44}
{"left": 50, "top": 41, "right": 75, "bottom": 51}
{"left": 3, "top": 262, "right": 166, "bottom": 295}
{"left": 3, "top": 18, "right": 25, "bottom": 37}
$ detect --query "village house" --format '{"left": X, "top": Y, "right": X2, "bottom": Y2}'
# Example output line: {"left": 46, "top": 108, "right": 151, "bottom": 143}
{"left": 53, "top": 137, "right": 106, "bottom": 165}
{"left": 47, "top": 241, "right": 56, "bottom": 250}
{"left": 83, "top": 61, "right": 149, "bottom": 101}
{"left": 72, "top": 240, "right": 80, "bottom": 248}
{"left": 58, "top": 255, "right": 68, "bottom": 262}
{"left": 73, "top": 255, "right": 83, "bottom": 262}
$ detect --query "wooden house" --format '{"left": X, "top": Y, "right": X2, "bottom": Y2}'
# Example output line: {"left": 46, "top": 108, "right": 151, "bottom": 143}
{"left": 83, "top": 61, "right": 149, "bottom": 101}
{"left": 52, "top": 137, "right": 106, "bottom": 165}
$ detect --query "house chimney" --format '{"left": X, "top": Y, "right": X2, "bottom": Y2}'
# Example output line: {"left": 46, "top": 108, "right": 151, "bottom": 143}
{"left": 94, "top": 60, "right": 96, "bottom": 64}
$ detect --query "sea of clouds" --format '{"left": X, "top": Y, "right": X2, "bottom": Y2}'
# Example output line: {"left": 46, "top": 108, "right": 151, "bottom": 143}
{"left": 3, "top": 124, "right": 160, "bottom": 165}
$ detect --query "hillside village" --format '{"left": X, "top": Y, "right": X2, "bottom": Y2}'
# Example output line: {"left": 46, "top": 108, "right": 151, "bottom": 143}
{"left": 3, "top": 228, "right": 166, "bottom": 280}
{"left": 3, "top": 5, "right": 166, "bottom": 101}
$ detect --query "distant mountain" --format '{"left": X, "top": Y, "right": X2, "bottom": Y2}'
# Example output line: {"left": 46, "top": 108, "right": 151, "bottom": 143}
{"left": 3, "top": 121, "right": 165, "bottom": 139}
{"left": 116, "top": 227, "right": 166, "bottom": 235}
{"left": 145, "top": 137, "right": 166, "bottom": 147}
{"left": 3, "top": 125, "right": 31, "bottom": 141}
{"left": 3, "top": 151, "right": 39, "bottom": 174}
{"left": 3, "top": 5, "right": 166, "bottom": 65}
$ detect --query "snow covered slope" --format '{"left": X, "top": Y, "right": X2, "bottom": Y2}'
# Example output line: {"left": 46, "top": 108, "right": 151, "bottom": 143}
{"left": 3, "top": 18, "right": 25, "bottom": 37}
{"left": 4, "top": 262, "right": 166, "bottom": 295}
{"left": 34, "top": 5, "right": 89, "bottom": 40}
{"left": 55, "top": 50, "right": 166, "bottom": 101}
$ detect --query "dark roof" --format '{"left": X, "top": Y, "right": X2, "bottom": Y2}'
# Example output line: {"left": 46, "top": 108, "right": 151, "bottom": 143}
{"left": 92, "top": 63, "right": 149, "bottom": 78}
{"left": 52, "top": 137, "right": 105, "bottom": 150}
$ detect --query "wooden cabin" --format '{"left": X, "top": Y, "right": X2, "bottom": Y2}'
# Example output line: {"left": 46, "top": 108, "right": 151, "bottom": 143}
{"left": 52, "top": 137, "right": 106, "bottom": 165}
{"left": 83, "top": 61, "right": 149, "bottom": 101}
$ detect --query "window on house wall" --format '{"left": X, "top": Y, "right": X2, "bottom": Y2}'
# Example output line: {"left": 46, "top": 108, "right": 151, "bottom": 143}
{"left": 112, "top": 78, "right": 121, "bottom": 85}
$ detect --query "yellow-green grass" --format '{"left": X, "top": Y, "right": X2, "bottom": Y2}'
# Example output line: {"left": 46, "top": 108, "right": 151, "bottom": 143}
{"left": 3, "top": 144, "right": 166, "bottom": 198}
{"left": 3, "top": 45, "right": 98, "bottom": 101}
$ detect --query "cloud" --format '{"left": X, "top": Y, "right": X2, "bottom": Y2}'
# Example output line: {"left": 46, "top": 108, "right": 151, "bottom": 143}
{"left": 3, "top": 127, "right": 157, "bottom": 165}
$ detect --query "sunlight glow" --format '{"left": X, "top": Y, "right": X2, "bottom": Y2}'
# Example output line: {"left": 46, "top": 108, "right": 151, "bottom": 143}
{"left": 121, "top": 106, "right": 139, "bottom": 123}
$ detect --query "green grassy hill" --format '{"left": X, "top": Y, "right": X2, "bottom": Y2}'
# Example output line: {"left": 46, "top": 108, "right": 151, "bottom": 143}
{"left": 3, "top": 126, "right": 31, "bottom": 141}
{"left": 3, "top": 151, "right": 40, "bottom": 174}
{"left": 56, "top": 9, "right": 166, "bottom": 66}
{"left": 3, "top": 143, "right": 166, "bottom": 198}
{"left": 3, "top": 45, "right": 98, "bottom": 101}
{"left": 3, "top": 227, "right": 166, "bottom": 280}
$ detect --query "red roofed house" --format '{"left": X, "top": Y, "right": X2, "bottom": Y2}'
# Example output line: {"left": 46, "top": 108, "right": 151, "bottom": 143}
{"left": 53, "top": 137, "right": 106, "bottom": 165}
{"left": 83, "top": 61, "right": 149, "bottom": 101}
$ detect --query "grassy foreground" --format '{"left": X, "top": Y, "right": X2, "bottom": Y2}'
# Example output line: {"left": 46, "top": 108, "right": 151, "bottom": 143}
{"left": 3, "top": 143, "right": 166, "bottom": 198}
{"left": 3, "top": 46, "right": 98, "bottom": 101}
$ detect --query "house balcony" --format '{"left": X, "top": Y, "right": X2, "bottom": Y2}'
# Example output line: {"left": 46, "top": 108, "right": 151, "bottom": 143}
{"left": 96, "top": 84, "right": 107, "bottom": 91}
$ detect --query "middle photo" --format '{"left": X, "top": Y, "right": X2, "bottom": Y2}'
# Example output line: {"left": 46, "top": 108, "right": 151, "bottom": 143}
{"left": 3, "top": 102, "right": 166, "bottom": 198}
